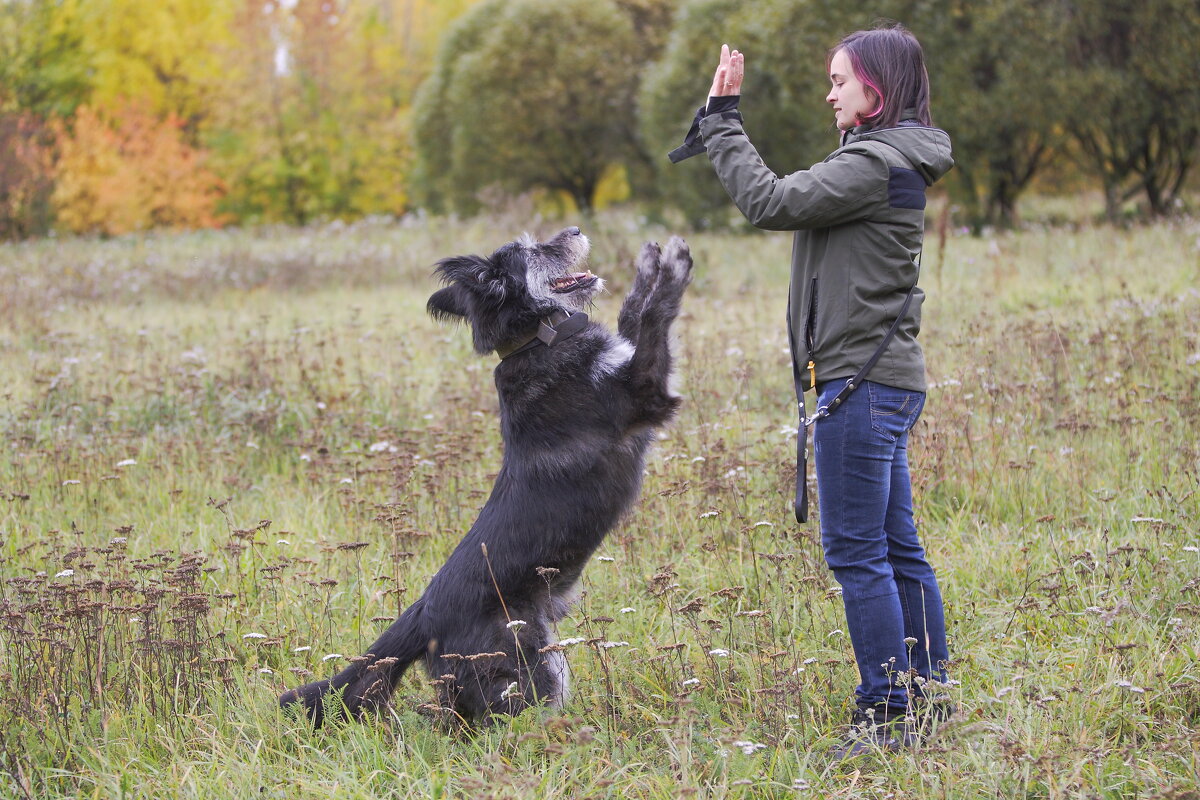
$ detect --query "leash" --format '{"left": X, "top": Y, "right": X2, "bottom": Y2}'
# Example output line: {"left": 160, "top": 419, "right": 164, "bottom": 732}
{"left": 789, "top": 255, "right": 920, "bottom": 523}
{"left": 495, "top": 310, "right": 590, "bottom": 360}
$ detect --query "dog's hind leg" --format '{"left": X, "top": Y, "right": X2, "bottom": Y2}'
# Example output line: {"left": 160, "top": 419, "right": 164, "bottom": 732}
{"left": 280, "top": 599, "right": 429, "bottom": 726}
{"left": 617, "top": 241, "right": 663, "bottom": 341}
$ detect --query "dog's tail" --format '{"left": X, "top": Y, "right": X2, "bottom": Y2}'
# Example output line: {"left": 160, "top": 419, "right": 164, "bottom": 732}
{"left": 280, "top": 598, "right": 429, "bottom": 726}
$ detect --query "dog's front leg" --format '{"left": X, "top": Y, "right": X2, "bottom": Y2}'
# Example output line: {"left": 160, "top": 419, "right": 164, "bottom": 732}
{"left": 626, "top": 236, "right": 692, "bottom": 427}
{"left": 617, "top": 241, "right": 663, "bottom": 342}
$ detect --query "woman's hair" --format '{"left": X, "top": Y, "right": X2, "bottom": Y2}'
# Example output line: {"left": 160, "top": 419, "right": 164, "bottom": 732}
{"left": 829, "top": 24, "right": 932, "bottom": 130}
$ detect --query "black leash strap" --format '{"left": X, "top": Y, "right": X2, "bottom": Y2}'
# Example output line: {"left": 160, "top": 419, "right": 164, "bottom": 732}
{"left": 790, "top": 259, "right": 920, "bottom": 523}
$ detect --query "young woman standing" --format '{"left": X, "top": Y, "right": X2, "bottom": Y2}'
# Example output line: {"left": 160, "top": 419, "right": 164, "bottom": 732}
{"left": 678, "top": 25, "right": 954, "bottom": 757}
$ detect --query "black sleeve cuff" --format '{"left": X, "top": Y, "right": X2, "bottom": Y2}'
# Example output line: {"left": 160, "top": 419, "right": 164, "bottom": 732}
{"left": 667, "top": 96, "right": 742, "bottom": 164}
{"left": 705, "top": 94, "right": 740, "bottom": 114}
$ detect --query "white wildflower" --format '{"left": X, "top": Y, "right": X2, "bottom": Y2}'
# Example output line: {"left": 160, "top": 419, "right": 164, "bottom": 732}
{"left": 500, "top": 681, "right": 521, "bottom": 700}
{"left": 597, "top": 556, "right": 615, "bottom": 563}
{"left": 62, "top": 480, "right": 81, "bottom": 486}
{"left": 242, "top": 632, "right": 268, "bottom": 640}
{"left": 733, "top": 740, "right": 767, "bottom": 755}
{"left": 276, "top": 539, "right": 291, "bottom": 545}
{"left": 339, "top": 477, "right": 353, "bottom": 484}
{"left": 258, "top": 668, "right": 274, "bottom": 675}
{"left": 699, "top": 510, "right": 719, "bottom": 519}
{"left": 299, "top": 453, "right": 312, "bottom": 462}
{"left": 110, "top": 537, "right": 127, "bottom": 545}
{"left": 246, "top": 441, "right": 259, "bottom": 449}
{"left": 708, "top": 648, "right": 730, "bottom": 657}
{"left": 322, "top": 653, "right": 343, "bottom": 662}
{"left": 505, "top": 620, "right": 527, "bottom": 632}
{"left": 681, "top": 678, "right": 700, "bottom": 687}
{"left": 369, "top": 441, "right": 392, "bottom": 453}
{"left": 116, "top": 459, "right": 137, "bottom": 467}
{"left": 597, "top": 641, "right": 630, "bottom": 649}
{"left": 293, "top": 646, "right": 312, "bottom": 653}
{"left": 557, "top": 637, "right": 586, "bottom": 647}
{"left": 619, "top": 607, "right": 636, "bottom": 614}
{"left": 54, "top": 569, "right": 74, "bottom": 579}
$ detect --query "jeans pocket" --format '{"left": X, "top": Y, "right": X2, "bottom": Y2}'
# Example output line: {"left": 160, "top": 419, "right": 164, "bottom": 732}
{"left": 868, "top": 383, "right": 924, "bottom": 441}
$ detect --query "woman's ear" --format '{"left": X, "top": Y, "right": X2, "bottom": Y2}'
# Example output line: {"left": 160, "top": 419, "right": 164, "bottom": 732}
{"left": 427, "top": 285, "right": 469, "bottom": 321}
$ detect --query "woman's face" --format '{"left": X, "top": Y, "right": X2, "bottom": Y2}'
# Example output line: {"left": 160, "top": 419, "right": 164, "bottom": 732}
{"left": 826, "top": 49, "right": 876, "bottom": 131}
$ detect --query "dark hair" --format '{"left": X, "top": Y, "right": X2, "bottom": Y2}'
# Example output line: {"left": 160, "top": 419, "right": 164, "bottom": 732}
{"left": 829, "top": 24, "right": 932, "bottom": 130}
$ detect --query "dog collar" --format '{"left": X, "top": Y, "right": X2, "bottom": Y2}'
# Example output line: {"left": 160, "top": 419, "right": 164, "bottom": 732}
{"left": 495, "top": 310, "right": 589, "bottom": 360}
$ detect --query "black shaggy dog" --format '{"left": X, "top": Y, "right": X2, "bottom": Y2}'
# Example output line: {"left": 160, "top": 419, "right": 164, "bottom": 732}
{"left": 280, "top": 226, "right": 692, "bottom": 725}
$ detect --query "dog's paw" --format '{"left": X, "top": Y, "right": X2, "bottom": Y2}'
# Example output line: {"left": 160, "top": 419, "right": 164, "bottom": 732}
{"left": 280, "top": 679, "right": 333, "bottom": 727}
{"left": 660, "top": 236, "right": 693, "bottom": 288}
{"left": 635, "top": 240, "right": 662, "bottom": 277}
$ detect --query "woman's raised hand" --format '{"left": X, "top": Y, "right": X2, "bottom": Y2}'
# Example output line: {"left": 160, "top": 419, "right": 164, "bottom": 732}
{"left": 708, "top": 44, "right": 745, "bottom": 97}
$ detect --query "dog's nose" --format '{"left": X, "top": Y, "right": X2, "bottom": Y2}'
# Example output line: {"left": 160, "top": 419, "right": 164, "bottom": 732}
{"left": 565, "top": 226, "right": 581, "bottom": 236}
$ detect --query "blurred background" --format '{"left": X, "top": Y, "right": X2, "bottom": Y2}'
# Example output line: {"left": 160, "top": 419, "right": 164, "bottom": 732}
{"left": 0, "top": 0, "right": 1197, "bottom": 240}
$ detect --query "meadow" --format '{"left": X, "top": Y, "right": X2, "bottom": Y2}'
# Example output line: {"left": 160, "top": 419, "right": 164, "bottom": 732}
{"left": 0, "top": 204, "right": 1197, "bottom": 799}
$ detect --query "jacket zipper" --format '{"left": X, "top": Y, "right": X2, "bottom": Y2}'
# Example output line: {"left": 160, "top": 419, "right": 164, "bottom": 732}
{"left": 803, "top": 277, "right": 818, "bottom": 389}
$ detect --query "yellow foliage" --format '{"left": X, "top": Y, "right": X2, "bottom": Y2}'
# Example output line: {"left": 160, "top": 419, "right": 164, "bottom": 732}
{"left": 52, "top": 104, "right": 226, "bottom": 235}
{"left": 83, "top": 0, "right": 237, "bottom": 125}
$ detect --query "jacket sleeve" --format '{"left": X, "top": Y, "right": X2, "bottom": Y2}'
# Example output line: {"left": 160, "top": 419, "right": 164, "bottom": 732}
{"left": 699, "top": 112, "right": 889, "bottom": 231}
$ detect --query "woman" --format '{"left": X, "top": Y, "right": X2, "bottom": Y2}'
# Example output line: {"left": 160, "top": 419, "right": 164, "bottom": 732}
{"left": 682, "top": 25, "right": 953, "bottom": 757}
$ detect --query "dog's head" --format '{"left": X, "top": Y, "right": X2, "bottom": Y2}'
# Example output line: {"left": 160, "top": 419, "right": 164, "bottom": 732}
{"left": 427, "top": 227, "right": 600, "bottom": 354}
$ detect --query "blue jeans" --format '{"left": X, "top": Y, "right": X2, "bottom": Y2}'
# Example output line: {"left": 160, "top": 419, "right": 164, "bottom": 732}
{"left": 813, "top": 379, "right": 950, "bottom": 711}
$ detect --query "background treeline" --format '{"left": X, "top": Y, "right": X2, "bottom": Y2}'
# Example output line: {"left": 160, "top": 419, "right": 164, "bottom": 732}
{"left": 1, "top": 0, "right": 1197, "bottom": 239}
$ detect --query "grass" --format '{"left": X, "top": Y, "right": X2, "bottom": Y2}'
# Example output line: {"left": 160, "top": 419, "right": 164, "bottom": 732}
{"left": 1, "top": 205, "right": 1198, "bottom": 799}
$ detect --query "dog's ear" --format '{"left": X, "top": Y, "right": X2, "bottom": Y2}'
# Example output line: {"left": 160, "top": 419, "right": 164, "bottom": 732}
{"left": 434, "top": 252, "right": 515, "bottom": 310}
{"left": 427, "top": 285, "right": 468, "bottom": 321}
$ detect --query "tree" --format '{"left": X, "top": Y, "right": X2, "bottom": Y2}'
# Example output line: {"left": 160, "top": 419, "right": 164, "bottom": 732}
{"left": 1063, "top": 0, "right": 1200, "bottom": 219}
{"left": 0, "top": 0, "right": 92, "bottom": 118}
{"left": 412, "top": 0, "right": 669, "bottom": 215}
{"left": 0, "top": 113, "right": 54, "bottom": 238}
{"left": 79, "top": 0, "right": 236, "bottom": 133}
{"left": 52, "top": 103, "right": 225, "bottom": 235}
{"left": 917, "top": 0, "right": 1067, "bottom": 229}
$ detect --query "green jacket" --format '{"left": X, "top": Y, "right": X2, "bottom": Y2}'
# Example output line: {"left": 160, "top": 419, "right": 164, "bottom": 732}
{"left": 698, "top": 111, "right": 954, "bottom": 392}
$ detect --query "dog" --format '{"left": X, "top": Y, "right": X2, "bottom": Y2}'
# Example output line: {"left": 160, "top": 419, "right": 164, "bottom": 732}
{"left": 280, "top": 226, "right": 692, "bottom": 725}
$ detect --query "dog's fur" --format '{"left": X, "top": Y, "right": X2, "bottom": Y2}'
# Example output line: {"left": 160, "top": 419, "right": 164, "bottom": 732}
{"left": 279, "top": 227, "right": 692, "bottom": 725}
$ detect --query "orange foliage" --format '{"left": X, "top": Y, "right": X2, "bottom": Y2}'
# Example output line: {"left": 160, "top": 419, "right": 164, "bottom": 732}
{"left": 52, "top": 103, "right": 226, "bottom": 235}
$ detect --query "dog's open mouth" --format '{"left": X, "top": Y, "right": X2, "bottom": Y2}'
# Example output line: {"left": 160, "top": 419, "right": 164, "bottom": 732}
{"left": 550, "top": 271, "right": 598, "bottom": 293}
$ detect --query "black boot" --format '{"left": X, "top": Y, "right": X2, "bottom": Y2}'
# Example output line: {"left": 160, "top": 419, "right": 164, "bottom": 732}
{"left": 829, "top": 706, "right": 917, "bottom": 761}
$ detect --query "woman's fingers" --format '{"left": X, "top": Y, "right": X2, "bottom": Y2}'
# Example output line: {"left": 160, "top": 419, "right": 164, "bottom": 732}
{"left": 709, "top": 44, "right": 743, "bottom": 97}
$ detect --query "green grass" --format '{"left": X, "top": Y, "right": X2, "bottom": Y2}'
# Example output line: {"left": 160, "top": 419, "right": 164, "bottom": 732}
{"left": 1, "top": 208, "right": 1198, "bottom": 799}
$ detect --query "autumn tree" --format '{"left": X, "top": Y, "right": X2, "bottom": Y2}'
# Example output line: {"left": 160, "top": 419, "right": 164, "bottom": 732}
{"left": 79, "top": 0, "right": 236, "bottom": 133}
{"left": 52, "top": 104, "right": 224, "bottom": 235}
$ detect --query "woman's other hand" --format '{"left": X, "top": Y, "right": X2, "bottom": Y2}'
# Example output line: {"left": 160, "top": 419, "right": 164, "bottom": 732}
{"left": 708, "top": 44, "right": 744, "bottom": 97}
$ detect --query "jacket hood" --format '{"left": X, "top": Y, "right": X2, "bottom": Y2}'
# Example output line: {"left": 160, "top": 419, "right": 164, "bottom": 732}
{"left": 845, "top": 124, "right": 954, "bottom": 186}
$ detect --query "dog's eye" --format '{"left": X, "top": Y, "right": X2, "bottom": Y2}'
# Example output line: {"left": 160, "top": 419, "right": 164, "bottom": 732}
{"left": 477, "top": 273, "right": 487, "bottom": 283}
